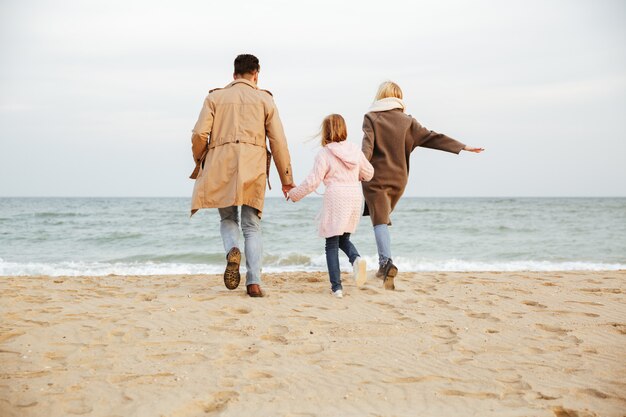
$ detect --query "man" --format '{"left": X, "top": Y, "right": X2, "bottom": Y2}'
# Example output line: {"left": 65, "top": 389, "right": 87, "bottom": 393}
{"left": 189, "top": 54, "right": 294, "bottom": 297}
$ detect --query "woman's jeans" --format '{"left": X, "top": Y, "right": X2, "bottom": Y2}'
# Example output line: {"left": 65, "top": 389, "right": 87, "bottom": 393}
{"left": 218, "top": 205, "right": 262, "bottom": 286}
{"left": 325, "top": 233, "right": 360, "bottom": 292}
{"left": 374, "top": 224, "right": 391, "bottom": 266}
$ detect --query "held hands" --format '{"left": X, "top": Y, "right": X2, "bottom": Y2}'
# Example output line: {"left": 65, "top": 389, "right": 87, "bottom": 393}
{"left": 463, "top": 145, "right": 484, "bottom": 153}
{"left": 282, "top": 183, "right": 295, "bottom": 201}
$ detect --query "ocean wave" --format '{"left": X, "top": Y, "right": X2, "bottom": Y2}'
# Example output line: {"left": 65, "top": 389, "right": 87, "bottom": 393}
{"left": 106, "top": 252, "right": 226, "bottom": 264}
{"left": 33, "top": 212, "right": 80, "bottom": 218}
{"left": 0, "top": 256, "right": 624, "bottom": 277}
{"left": 0, "top": 260, "right": 224, "bottom": 277}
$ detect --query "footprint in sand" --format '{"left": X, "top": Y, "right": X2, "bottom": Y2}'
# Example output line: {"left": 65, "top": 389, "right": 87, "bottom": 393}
{"left": 176, "top": 391, "right": 238, "bottom": 416}
{"left": 431, "top": 325, "right": 459, "bottom": 344}
{"left": 465, "top": 311, "right": 501, "bottom": 322}
{"left": 291, "top": 343, "right": 324, "bottom": 355}
{"left": 261, "top": 325, "right": 290, "bottom": 344}
{"left": 229, "top": 307, "right": 252, "bottom": 315}
{"left": 522, "top": 300, "right": 547, "bottom": 308}
{"left": 494, "top": 374, "right": 531, "bottom": 391}
{"left": 139, "top": 293, "right": 157, "bottom": 302}
{"left": 359, "top": 287, "right": 381, "bottom": 295}
{"left": 564, "top": 300, "right": 604, "bottom": 306}
{"left": 0, "top": 331, "right": 26, "bottom": 343}
{"left": 428, "top": 298, "right": 460, "bottom": 311}
{"left": 440, "top": 389, "right": 498, "bottom": 399}
{"left": 14, "top": 399, "right": 38, "bottom": 408}
{"left": 605, "top": 322, "right": 626, "bottom": 335}
{"left": 535, "top": 323, "right": 570, "bottom": 335}
{"left": 245, "top": 370, "right": 274, "bottom": 380}
{"left": 552, "top": 406, "right": 588, "bottom": 417}
{"left": 268, "top": 325, "right": 288, "bottom": 335}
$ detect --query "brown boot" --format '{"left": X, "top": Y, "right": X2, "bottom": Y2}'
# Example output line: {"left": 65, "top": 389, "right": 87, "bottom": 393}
{"left": 246, "top": 284, "right": 264, "bottom": 298}
{"left": 380, "top": 259, "right": 398, "bottom": 290}
{"left": 223, "top": 247, "right": 241, "bottom": 290}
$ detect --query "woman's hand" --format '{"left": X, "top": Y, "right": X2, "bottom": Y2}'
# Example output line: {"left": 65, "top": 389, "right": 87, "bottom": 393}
{"left": 463, "top": 145, "right": 484, "bottom": 153}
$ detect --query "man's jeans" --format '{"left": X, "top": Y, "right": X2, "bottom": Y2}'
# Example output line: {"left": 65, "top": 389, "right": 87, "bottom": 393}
{"left": 325, "top": 233, "right": 360, "bottom": 292}
{"left": 374, "top": 224, "right": 392, "bottom": 266}
{"left": 218, "top": 205, "right": 262, "bottom": 286}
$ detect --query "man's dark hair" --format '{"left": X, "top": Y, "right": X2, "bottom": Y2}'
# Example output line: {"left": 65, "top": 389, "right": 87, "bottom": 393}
{"left": 234, "top": 54, "right": 260, "bottom": 75}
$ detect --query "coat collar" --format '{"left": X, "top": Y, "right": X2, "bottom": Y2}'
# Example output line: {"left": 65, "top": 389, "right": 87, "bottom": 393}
{"left": 368, "top": 97, "right": 405, "bottom": 113}
{"left": 226, "top": 78, "right": 258, "bottom": 89}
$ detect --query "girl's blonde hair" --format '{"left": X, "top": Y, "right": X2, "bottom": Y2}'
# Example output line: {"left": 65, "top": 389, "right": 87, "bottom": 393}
{"left": 320, "top": 114, "right": 347, "bottom": 146}
{"left": 375, "top": 81, "right": 403, "bottom": 101}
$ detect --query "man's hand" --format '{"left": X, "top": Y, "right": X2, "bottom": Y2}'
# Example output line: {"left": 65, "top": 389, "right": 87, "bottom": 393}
{"left": 463, "top": 145, "right": 484, "bottom": 153}
{"left": 282, "top": 183, "right": 295, "bottom": 200}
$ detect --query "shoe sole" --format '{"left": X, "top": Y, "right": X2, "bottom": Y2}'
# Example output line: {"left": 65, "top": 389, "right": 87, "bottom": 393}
{"left": 224, "top": 248, "right": 241, "bottom": 290}
{"left": 383, "top": 264, "right": 397, "bottom": 290}
{"left": 355, "top": 259, "right": 367, "bottom": 287}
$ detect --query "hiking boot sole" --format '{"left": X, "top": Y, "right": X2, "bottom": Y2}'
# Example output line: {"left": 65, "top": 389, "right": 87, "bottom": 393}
{"left": 224, "top": 248, "right": 241, "bottom": 290}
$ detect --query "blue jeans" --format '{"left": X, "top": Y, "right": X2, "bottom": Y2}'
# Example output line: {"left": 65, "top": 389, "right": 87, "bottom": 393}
{"left": 374, "top": 224, "right": 392, "bottom": 266}
{"left": 218, "top": 205, "right": 262, "bottom": 286}
{"left": 325, "top": 233, "right": 360, "bottom": 292}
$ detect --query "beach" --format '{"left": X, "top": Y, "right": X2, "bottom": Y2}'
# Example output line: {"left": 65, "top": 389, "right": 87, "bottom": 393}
{"left": 1, "top": 270, "right": 624, "bottom": 417}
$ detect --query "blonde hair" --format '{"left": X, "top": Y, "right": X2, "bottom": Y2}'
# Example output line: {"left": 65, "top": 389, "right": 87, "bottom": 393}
{"left": 320, "top": 114, "right": 347, "bottom": 147}
{"left": 375, "top": 81, "right": 403, "bottom": 101}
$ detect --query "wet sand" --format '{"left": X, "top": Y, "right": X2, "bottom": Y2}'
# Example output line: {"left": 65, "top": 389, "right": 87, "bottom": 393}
{"left": 1, "top": 270, "right": 625, "bottom": 416}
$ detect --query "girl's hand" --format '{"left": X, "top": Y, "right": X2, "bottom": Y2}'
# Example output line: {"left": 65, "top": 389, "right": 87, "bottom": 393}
{"left": 463, "top": 145, "right": 484, "bottom": 153}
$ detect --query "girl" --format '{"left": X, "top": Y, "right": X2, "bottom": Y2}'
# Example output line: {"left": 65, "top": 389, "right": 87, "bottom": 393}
{"left": 288, "top": 114, "right": 374, "bottom": 298}
{"left": 361, "top": 81, "right": 484, "bottom": 290}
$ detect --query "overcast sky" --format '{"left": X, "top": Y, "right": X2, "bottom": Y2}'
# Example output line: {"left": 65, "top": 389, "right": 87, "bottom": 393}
{"left": 1, "top": 0, "right": 625, "bottom": 197}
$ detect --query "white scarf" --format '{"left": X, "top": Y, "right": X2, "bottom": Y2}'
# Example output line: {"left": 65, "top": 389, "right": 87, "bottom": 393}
{"left": 368, "top": 97, "right": 405, "bottom": 113}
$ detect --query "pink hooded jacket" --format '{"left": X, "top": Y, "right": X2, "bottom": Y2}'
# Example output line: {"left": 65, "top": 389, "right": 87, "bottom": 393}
{"left": 289, "top": 141, "right": 374, "bottom": 238}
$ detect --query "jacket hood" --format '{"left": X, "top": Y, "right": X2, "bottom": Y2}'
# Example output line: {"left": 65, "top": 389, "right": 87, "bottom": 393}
{"left": 326, "top": 141, "right": 360, "bottom": 168}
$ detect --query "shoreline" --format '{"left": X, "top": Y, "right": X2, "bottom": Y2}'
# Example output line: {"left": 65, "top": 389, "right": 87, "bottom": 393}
{"left": 1, "top": 271, "right": 625, "bottom": 416}
{"left": 2, "top": 266, "right": 625, "bottom": 278}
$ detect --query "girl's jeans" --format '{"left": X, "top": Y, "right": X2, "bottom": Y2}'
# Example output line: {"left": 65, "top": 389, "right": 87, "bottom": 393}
{"left": 325, "top": 233, "right": 360, "bottom": 292}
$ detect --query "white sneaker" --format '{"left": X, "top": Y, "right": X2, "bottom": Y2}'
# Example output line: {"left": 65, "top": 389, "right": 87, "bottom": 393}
{"left": 332, "top": 289, "right": 343, "bottom": 299}
{"left": 353, "top": 257, "right": 367, "bottom": 287}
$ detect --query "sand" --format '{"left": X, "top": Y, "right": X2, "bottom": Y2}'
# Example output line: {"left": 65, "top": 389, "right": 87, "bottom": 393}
{"left": 1, "top": 270, "right": 625, "bottom": 417}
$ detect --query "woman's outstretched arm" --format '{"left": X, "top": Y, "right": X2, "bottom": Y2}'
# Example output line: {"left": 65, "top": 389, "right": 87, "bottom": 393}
{"left": 410, "top": 118, "right": 484, "bottom": 154}
{"left": 410, "top": 118, "right": 466, "bottom": 154}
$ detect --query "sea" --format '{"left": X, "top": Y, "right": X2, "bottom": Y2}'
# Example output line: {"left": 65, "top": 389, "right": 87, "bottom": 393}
{"left": 0, "top": 197, "right": 625, "bottom": 276}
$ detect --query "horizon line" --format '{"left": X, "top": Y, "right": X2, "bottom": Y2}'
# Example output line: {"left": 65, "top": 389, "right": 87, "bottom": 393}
{"left": 1, "top": 195, "right": 625, "bottom": 199}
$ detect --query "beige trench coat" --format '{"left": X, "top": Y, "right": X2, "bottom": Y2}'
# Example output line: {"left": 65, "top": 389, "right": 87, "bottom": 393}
{"left": 189, "top": 79, "right": 293, "bottom": 217}
{"left": 361, "top": 109, "right": 465, "bottom": 226}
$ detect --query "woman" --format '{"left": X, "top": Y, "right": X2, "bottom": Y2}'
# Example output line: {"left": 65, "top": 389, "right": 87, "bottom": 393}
{"left": 361, "top": 81, "right": 483, "bottom": 290}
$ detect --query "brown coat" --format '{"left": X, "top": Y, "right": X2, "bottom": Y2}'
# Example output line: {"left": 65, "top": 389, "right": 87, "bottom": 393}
{"left": 361, "top": 109, "right": 465, "bottom": 225}
{"left": 190, "top": 79, "right": 293, "bottom": 217}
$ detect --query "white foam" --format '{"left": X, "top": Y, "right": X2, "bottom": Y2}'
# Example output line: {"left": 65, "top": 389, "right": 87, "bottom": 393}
{"left": 0, "top": 256, "right": 624, "bottom": 277}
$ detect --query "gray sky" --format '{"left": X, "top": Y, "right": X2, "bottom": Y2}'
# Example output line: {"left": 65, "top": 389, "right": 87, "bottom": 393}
{"left": 1, "top": 0, "right": 625, "bottom": 197}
